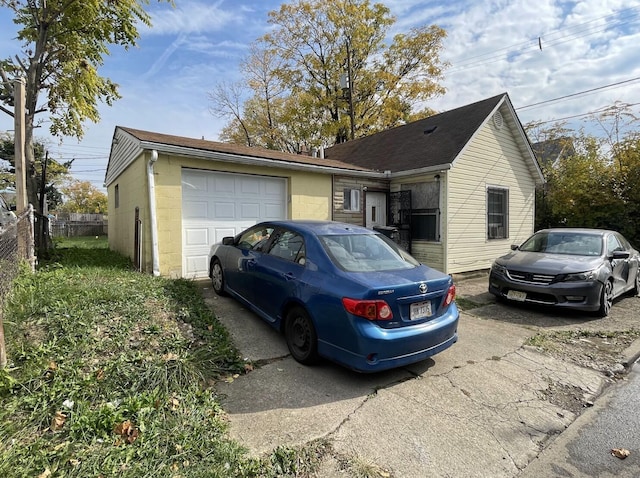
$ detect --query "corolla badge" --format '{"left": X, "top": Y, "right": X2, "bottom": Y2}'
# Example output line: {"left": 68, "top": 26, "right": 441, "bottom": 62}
{"left": 419, "top": 283, "right": 428, "bottom": 294}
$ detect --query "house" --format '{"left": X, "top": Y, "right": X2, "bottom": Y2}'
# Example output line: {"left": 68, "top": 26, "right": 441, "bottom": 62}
{"left": 105, "top": 93, "right": 543, "bottom": 278}
{"left": 324, "top": 93, "right": 544, "bottom": 274}
{"left": 531, "top": 137, "right": 576, "bottom": 169}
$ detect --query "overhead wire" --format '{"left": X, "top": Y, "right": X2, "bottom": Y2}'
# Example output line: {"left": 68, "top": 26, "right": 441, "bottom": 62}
{"left": 446, "top": 5, "right": 640, "bottom": 73}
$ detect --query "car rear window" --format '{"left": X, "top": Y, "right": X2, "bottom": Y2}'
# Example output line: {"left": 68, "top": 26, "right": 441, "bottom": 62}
{"left": 319, "top": 233, "right": 419, "bottom": 272}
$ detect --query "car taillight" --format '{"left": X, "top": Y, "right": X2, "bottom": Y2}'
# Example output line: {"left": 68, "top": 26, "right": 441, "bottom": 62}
{"left": 443, "top": 284, "right": 456, "bottom": 306}
{"left": 342, "top": 298, "right": 393, "bottom": 321}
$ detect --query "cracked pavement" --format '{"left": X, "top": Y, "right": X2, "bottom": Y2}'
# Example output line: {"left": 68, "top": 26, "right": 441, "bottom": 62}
{"left": 199, "top": 278, "right": 638, "bottom": 477}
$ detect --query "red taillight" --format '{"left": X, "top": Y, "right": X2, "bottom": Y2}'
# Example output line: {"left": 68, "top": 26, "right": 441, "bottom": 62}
{"left": 342, "top": 297, "right": 393, "bottom": 321}
{"left": 444, "top": 284, "right": 456, "bottom": 306}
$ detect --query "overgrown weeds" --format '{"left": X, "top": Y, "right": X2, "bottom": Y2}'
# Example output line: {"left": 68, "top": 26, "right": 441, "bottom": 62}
{"left": 0, "top": 240, "right": 322, "bottom": 477}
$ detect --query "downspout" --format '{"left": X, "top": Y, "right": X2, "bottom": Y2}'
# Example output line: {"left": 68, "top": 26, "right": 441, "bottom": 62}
{"left": 148, "top": 150, "right": 160, "bottom": 276}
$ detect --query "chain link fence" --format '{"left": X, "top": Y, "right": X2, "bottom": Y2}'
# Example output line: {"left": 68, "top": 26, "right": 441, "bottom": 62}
{"left": 0, "top": 205, "right": 36, "bottom": 367}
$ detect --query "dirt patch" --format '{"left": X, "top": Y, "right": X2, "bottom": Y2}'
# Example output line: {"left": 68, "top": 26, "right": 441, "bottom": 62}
{"left": 542, "top": 381, "right": 594, "bottom": 415}
{"left": 527, "top": 330, "right": 640, "bottom": 377}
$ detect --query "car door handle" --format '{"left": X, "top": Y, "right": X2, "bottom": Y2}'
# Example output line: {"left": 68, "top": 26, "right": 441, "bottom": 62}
{"left": 282, "top": 272, "right": 296, "bottom": 280}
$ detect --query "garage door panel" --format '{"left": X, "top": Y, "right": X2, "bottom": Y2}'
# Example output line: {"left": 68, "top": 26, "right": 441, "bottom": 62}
{"left": 264, "top": 202, "right": 286, "bottom": 218}
{"left": 240, "top": 177, "right": 261, "bottom": 194}
{"left": 182, "top": 170, "right": 286, "bottom": 278}
{"left": 183, "top": 200, "right": 208, "bottom": 219}
{"left": 214, "top": 202, "right": 236, "bottom": 219}
{"left": 182, "top": 172, "right": 208, "bottom": 193}
{"left": 213, "top": 175, "right": 236, "bottom": 194}
{"left": 184, "top": 228, "right": 208, "bottom": 246}
{"left": 240, "top": 203, "right": 260, "bottom": 218}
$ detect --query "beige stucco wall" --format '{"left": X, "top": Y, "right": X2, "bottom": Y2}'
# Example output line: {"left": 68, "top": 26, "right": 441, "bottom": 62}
{"left": 446, "top": 117, "right": 536, "bottom": 274}
{"left": 107, "top": 153, "right": 152, "bottom": 272}
{"left": 109, "top": 151, "right": 333, "bottom": 277}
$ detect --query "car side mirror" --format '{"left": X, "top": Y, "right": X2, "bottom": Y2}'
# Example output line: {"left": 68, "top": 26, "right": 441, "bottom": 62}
{"left": 612, "top": 250, "right": 630, "bottom": 260}
{"left": 222, "top": 236, "right": 235, "bottom": 246}
{"left": 510, "top": 244, "right": 519, "bottom": 251}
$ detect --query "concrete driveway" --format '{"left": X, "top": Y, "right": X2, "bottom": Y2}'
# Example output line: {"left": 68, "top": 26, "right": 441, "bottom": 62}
{"left": 200, "top": 276, "right": 639, "bottom": 477}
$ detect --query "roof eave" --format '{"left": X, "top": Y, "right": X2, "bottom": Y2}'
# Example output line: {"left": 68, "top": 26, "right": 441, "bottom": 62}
{"left": 138, "top": 141, "right": 385, "bottom": 178}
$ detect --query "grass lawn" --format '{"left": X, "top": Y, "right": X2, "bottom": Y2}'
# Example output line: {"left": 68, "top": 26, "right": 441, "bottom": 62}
{"left": 0, "top": 238, "right": 322, "bottom": 477}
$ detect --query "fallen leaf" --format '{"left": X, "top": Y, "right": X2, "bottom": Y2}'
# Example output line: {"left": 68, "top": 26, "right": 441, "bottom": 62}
{"left": 114, "top": 420, "right": 139, "bottom": 444}
{"left": 50, "top": 411, "right": 66, "bottom": 432}
{"left": 169, "top": 396, "right": 180, "bottom": 411}
{"left": 611, "top": 448, "right": 630, "bottom": 459}
{"left": 48, "top": 361, "right": 58, "bottom": 371}
{"left": 96, "top": 369, "right": 105, "bottom": 381}
{"left": 244, "top": 363, "right": 254, "bottom": 373}
{"left": 69, "top": 459, "right": 81, "bottom": 467}
{"left": 37, "top": 468, "right": 51, "bottom": 478}
{"left": 163, "top": 353, "right": 179, "bottom": 362}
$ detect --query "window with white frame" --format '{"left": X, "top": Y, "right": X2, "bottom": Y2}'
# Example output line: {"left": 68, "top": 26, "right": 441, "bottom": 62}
{"left": 343, "top": 188, "right": 360, "bottom": 212}
{"left": 487, "top": 187, "right": 508, "bottom": 239}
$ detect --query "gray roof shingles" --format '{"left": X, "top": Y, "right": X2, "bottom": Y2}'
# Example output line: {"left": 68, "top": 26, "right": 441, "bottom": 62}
{"left": 324, "top": 93, "right": 507, "bottom": 172}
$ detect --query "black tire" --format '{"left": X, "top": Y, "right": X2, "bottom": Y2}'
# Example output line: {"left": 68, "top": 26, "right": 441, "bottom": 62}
{"left": 285, "top": 306, "right": 319, "bottom": 365}
{"left": 597, "top": 279, "right": 613, "bottom": 317}
{"left": 210, "top": 258, "right": 227, "bottom": 296}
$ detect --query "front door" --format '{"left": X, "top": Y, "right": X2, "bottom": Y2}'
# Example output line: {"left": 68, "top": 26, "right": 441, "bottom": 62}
{"left": 365, "top": 192, "right": 387, "bottom": 228}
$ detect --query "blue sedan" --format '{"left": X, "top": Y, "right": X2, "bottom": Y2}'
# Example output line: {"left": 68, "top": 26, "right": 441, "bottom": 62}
{"left": 208, "top": 220, "right": 458, "bottom": 372}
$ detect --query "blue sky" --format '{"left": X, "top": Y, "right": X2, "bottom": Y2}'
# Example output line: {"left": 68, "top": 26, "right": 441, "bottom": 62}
{"left": 1, "top": 0, "right": 640, "bottom": 191}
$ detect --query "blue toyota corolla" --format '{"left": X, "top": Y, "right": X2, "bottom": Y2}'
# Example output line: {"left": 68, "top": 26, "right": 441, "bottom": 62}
{"left": 208, "top": 220, "right": 459, "bottom": 372}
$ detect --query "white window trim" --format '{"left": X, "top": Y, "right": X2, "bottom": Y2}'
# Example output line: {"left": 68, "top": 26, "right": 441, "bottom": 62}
{"left": 486, "top": 185, "right": 509, "bottom": 240}
{"left": 343, "top": 188, "right": 361, "bottom": 212}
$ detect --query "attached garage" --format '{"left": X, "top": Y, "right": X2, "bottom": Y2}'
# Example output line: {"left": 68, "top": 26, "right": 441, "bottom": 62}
{"left": 105, "top": 126, "right": 373, "bottom": 278}
{"left": 181, "top": 169, "right": 287, "bottom": 277}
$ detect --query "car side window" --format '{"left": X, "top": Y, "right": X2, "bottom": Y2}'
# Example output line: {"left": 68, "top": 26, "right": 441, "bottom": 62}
{"left": 267, "top": 230, "right": 305, "bottom": 264}
{"left": 606, "top": 234, "right": 623, "bottom": 255}
{"left": 237, "top": 226, "right": 274, "bottom": 251}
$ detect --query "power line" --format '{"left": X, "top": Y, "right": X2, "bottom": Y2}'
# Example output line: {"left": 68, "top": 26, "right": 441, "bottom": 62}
{"left": 516, "top": 76, "right": 640, "bottom": 111}
{"left": 446, "top": 6, "right": 640, "bottom": 73}
{"left": 531, "top": 101, "right": 640, "bottom": 126}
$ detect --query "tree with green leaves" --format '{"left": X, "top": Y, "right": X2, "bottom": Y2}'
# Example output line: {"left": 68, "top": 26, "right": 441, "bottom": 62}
{"left": 211, "top": 0, "right": 447, "bottom": 151}
{"left": 0, "top": 133, "right": 69, "bottom": 212}
{"left": 0, "top": 0, "right": 171, "bottom": 212}
{"left": 58, "top": 179, "right": 107, "bottom": 214}
{"left": 528, "top": 103, "right": 640, "bottom": 247}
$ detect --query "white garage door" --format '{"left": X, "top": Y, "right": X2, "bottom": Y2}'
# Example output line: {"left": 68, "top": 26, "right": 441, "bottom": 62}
{"left": 181, "top": 169, "right": 287, "bottom": 278}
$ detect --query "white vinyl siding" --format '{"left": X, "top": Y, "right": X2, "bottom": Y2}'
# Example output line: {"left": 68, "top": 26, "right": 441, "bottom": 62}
{"left": 446, "top": 109, "right": 536, "bottom": 274}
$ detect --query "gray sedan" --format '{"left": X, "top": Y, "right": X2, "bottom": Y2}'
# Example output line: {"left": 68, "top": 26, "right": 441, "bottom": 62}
{"left": 489, "top": 228, "right": 640, "bottom": 316}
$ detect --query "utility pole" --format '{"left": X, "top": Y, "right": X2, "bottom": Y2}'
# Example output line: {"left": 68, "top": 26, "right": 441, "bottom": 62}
{"left": 345, "top": 39, "right": 355, "bottom": 141}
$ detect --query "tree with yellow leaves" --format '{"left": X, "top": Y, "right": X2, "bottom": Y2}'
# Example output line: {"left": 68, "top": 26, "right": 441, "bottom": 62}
{"left": 211, "top": 0, "right": 447, "bottom": 151}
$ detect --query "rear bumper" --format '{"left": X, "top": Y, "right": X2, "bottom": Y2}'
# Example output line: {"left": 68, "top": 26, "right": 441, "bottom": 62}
{"left": 488, "top": 271, "right": 603, "bottom": 312}
{"left": 319, "top": 304, "right": 459, "bottom": 372}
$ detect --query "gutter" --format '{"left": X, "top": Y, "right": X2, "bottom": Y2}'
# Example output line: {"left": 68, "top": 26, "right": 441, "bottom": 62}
{"left": 148, "top": 150, "right": 160, "bottom": 276}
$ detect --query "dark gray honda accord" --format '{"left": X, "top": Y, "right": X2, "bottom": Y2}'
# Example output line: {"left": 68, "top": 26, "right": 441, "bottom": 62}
{"left": 489, "top": 228, "right": 640, "bottom": 316}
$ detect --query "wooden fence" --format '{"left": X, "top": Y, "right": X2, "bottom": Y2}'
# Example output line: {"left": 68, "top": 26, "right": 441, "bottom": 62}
{"left": 50, "top": 213, "right": 108, "bottom": 237}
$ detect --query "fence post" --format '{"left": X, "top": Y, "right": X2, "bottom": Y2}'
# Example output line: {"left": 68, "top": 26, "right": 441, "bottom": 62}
{"left": 27, "top": 204, "right": 36, "bottom": 271}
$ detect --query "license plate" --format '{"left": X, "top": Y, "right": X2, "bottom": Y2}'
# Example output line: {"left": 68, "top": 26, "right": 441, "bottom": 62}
{"left": 507, "top": 290, "right": 527, "bottom": 302}
{"left": 410, "top": 301, "right": 432, "bottom": 320}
